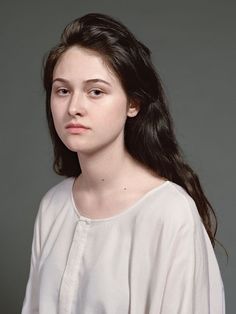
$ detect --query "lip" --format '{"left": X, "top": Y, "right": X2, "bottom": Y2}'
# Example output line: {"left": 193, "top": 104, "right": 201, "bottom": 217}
{"left": 67, "top": 127, "right": 89, "bottom": 134}
{"left": 66, "top": 122, "right": 90, "bottom": 129}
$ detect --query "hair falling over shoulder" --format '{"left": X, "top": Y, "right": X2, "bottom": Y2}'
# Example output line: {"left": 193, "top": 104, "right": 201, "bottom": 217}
{"left": 43, "top": 12, "right": 225, "bottom": 252}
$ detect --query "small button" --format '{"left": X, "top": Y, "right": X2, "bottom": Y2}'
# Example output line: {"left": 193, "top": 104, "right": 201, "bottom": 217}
{"left": 79, "top": 218, "right": 90, "bottom": 224}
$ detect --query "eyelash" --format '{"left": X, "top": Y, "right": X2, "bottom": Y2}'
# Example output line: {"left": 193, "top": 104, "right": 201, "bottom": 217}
{"left": 89, "top": 89, "right": 104, "bottom": 97}
{"left": 56, "top": 88, "right": 69, "bottom": 96}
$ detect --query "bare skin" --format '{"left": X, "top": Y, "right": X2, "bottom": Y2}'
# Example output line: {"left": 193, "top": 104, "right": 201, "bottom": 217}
{"left": 72, "top": 153, "right": 167, "bottom": 219}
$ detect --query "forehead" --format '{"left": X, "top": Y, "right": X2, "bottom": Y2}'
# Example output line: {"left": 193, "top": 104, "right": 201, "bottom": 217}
{"left": 53, "top": 46, "right": 118, "bottom": 83}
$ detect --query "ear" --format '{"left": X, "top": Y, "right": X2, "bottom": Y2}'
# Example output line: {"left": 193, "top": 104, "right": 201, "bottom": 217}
{"left": 127, "top": 101, "right": 140, "bottom": 117}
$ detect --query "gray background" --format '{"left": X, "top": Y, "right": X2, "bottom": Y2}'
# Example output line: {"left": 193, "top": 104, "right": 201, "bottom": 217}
{"left": 1, "top": 0, "right": 235, "bottom": 313}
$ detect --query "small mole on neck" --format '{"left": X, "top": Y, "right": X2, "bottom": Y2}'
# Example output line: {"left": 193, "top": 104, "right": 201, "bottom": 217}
{"left": 101, "top": 178, "right": 105, "bottom": 181}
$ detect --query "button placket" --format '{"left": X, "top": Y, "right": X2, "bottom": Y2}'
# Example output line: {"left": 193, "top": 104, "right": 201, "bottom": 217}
{"left": 58, "top": 218, "right": 90, "bottom": 314}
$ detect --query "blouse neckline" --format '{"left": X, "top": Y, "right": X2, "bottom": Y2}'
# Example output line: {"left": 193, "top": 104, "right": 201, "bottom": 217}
{"left": 70, "top": 177, "right": 170, "bottom": 223}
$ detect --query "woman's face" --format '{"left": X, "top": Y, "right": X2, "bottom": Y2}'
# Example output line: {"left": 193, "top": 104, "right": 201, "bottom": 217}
{"left": 50, "top": 46, "right": 138, "bottom": 155}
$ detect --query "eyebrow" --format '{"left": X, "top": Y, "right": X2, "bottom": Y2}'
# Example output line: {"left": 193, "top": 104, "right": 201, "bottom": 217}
{"left": 52, "top": 78, "right": 112, "bottom": 86}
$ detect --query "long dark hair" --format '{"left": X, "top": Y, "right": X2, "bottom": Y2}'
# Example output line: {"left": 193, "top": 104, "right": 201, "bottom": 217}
{"left": 43, "top": 13, "right": 219, "bottom": 248}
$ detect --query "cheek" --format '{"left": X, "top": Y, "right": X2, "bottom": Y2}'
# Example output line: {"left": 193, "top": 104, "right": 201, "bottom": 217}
{"left": 50, "top": 99, "right": 63, "bottom": 122}
{"left": 50, "top": 106, "right": 58, "bottom": 127}
{"left": 102, "top": 95, "right": 128, "bottom": 121}
{"left": 96, "top": 104, "right": 128, "bottom": 138}
{"left": 112, "top": 98, "right": 129, "bottom": 125}
{"left": 50, "top": 97, "right": 56, "bottom": 119}
{"left": 50, "top": 105, "right": 64, "bottom": 137}
{"left": 96, "top": 108, "right": 126, "bottom": 130}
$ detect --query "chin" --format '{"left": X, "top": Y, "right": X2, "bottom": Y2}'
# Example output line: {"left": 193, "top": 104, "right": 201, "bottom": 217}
{"left": 64, "top": 142, "right": 96, "bottom": 155}
{"left": 62, "top": 135, "right": 118, "bottom": 155}
{"left": 61, "top": 137, "right": 88, "bottom": 152}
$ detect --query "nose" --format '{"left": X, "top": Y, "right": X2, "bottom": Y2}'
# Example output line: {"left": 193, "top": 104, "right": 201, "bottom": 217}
{"left": 68, "top": 92, "right": 87, "bottom": 116}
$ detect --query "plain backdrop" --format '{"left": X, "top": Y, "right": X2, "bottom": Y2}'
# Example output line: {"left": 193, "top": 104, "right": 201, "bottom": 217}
{"left": 0, "top": 0, "right": 235, "bottom": 313}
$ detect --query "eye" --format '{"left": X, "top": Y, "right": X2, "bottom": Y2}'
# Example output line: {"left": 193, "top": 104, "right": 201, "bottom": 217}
{"left": 89, "top": 89, "right": 104, "bottom": 97}
{"left": 56, "top": 88, "right": 70, "bottom": 96}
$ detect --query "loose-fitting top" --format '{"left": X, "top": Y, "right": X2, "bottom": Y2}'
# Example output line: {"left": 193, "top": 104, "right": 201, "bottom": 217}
{"left": 22, "top": 177, "right": 225, "bottom": 314}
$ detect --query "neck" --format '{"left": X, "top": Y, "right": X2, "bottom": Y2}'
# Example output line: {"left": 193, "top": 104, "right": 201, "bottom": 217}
{"left": 76, "top": 140, "right": 145, "bottom": 195}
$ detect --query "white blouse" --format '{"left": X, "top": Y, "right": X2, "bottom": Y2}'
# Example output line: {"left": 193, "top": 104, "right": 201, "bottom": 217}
{"left": 21, "top": 177, "right": 225, "bottom": 314}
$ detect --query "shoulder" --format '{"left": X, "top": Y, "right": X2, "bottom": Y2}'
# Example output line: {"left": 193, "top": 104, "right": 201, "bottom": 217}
{"left": 142, "top": 180, "right": 203, "bottom": 232}
{"left": 40, "top": 177, "right": 74, "bottom": 202}
{"left": 164, "top": 181, "right": 200, "bottom": 224}
{"left": 36, "top": 177, "right": 74, "bottom": 221}
{"left": 29, "top": 177, "right": 75, "bottom": 260}
{"left": 142, "top": 181, "right": 210, "bottom": 254}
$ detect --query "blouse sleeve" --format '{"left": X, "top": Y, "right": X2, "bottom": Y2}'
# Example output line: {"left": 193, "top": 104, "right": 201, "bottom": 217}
{"left": 149, "top": 197, "right": 225, "bottom": 314}
{"left": 21, "top": 199, "right": 44, "bottom": 314}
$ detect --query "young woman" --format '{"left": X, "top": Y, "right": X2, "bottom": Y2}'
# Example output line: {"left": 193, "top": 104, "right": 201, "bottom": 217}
{"left": 22, "top": 13, "right": 225, "bottom": 314}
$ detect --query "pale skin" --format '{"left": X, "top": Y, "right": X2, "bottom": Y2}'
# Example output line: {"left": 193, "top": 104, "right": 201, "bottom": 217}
{"left": 51, "top": 46, "right": 167, "bottom": 219}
